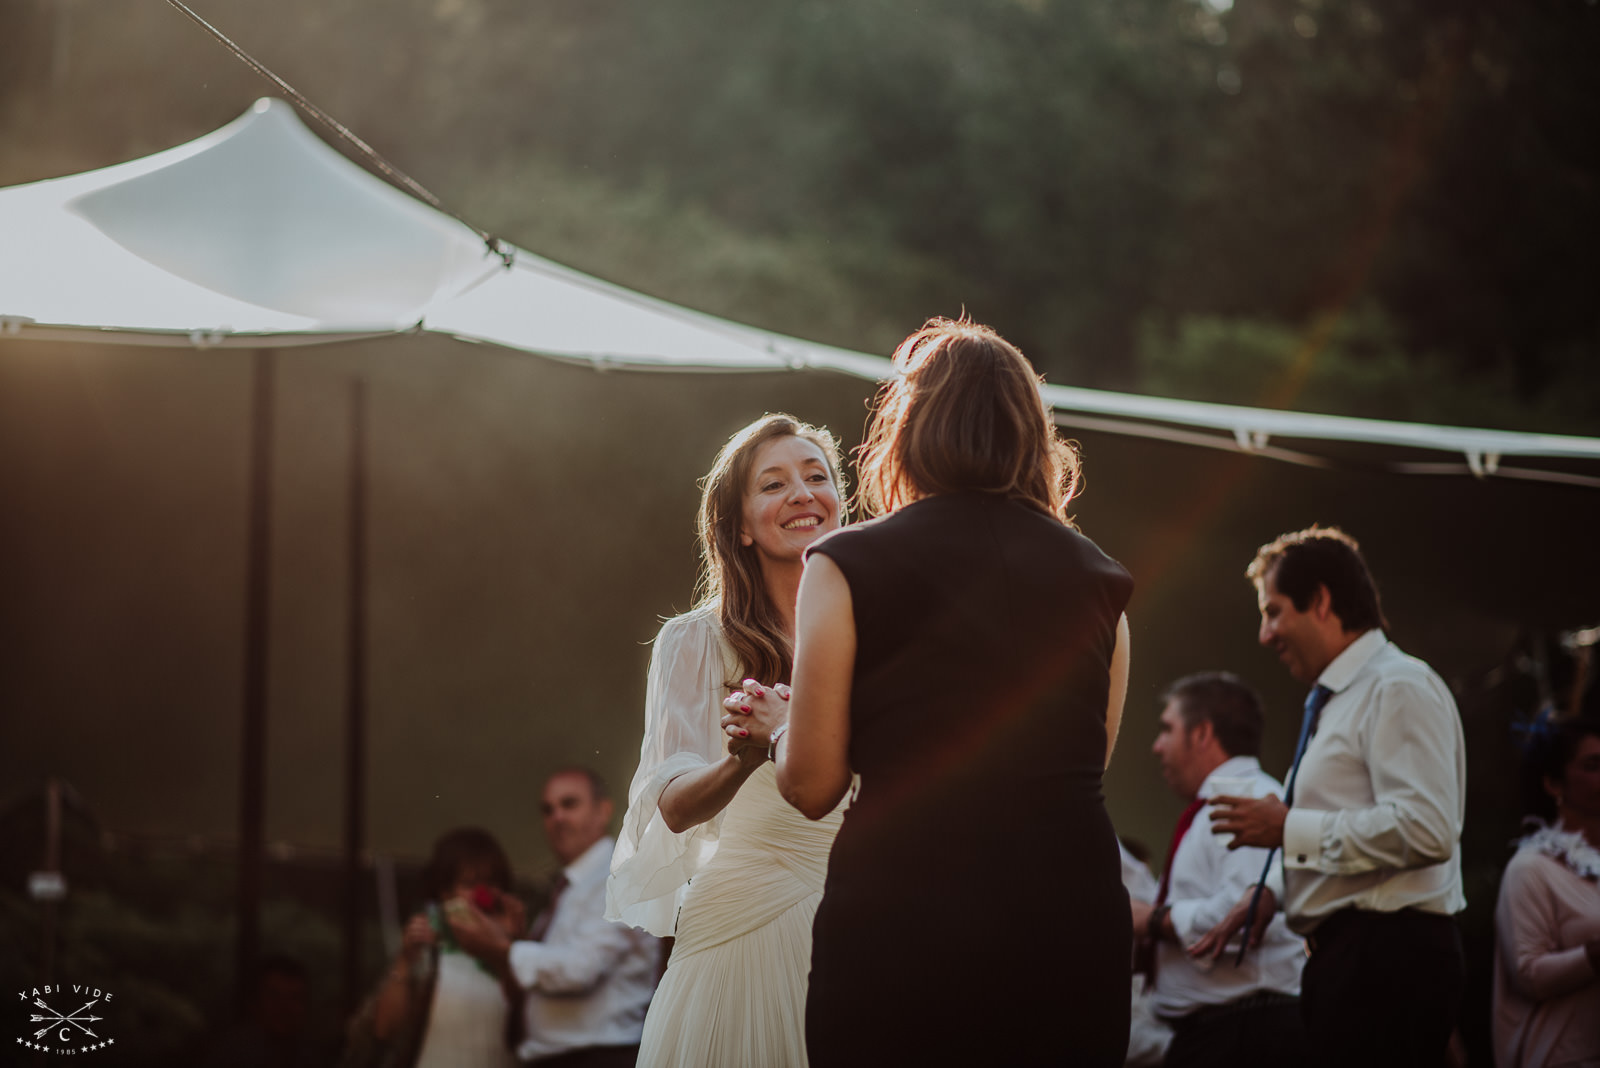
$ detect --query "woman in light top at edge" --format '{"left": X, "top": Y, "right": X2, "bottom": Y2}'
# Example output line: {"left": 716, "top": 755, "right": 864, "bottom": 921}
{"left": 725, "top": 318, "right": 1135, "bottom": 1066}
{"left": 606, "top": 413, "right": 848, "bottom": 1068}
{"left": 1492, "top": 715, "right": 1600, "bottom": 1068}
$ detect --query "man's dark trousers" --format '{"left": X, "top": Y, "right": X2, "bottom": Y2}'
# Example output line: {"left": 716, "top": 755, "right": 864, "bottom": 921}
{"left": 1163, "top": 992, "right": 1305, "bottom": 1068}
{"left": 1300, "top": 908, "right": 1463, "bottom": 1068}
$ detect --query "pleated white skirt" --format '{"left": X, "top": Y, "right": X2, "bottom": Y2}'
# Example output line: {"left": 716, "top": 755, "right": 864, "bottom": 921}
{"left": 636, "top": 764, "right": 839, "bottom": 1068}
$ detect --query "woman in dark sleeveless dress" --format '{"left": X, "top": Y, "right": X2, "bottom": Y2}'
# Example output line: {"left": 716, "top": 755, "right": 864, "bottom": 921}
{"left": 722, "top": 318, "right": 1134, "bottom": 1066}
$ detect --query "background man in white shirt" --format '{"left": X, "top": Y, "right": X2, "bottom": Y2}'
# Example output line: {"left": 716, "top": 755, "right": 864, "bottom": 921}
{"left": 452, "top": 768, "right": 661, "bottom": 1068}
{"left": 1200, "top": 526, "right": 1467, "bottom": 1068}
{"left": 1133, "top": 671, "right": 1306, "bottom": 1068}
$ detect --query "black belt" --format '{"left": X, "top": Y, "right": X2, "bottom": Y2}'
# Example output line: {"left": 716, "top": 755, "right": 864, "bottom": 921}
{"left": 1170, "top": 990, "right": 1299, "bottom": 1032}
{"left": 1304, "top": 906, "right": 1456, "bottom": 955}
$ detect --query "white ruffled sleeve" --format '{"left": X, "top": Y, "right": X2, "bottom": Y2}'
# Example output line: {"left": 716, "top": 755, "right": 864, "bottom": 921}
{"left": 605, "top": 608, "right": 734, "bottom": 936}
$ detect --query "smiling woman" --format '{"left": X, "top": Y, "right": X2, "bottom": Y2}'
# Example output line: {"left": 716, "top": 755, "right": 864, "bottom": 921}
{"left": 738, "top": 434, "right": 842, "bottom": 582}
{"left": 605, "top": 414, "right": 849, "bottom": 1068}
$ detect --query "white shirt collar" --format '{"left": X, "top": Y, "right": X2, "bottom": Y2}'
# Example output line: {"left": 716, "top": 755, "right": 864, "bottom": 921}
{"left": 1317, "top": 627, "right": 1388, "bottom": 694}
{"left": 563, "top": 834, "right": 614, "bottom": 886}
{"left": 1198, "top": 754, "right": 1262, "bottom": 799}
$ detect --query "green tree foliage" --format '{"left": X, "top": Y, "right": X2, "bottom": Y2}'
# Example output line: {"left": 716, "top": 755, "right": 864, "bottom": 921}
{"left": 488, "top": 0, "right": 1220, "bottom": 385}
{"left": 1158, "top": 0, "right": 1600, "bottom": 417}
{"left": 1138, "top": 304, "right": 1563, "bottom": 430}
{"left": 1, "top": 0, "right": 1595, "bottom": 427}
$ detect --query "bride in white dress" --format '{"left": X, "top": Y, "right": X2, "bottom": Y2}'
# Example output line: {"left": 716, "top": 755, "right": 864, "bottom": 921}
{"left": 607, "top": 414, "right": 848, "bottom": 1068}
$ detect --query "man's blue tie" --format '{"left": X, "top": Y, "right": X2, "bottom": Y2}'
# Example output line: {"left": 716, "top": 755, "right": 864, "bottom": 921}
{"left": 1284, "top": 683, "right": 1334, "bottom": 806}
{"left": 1235, "top": 683, "right": 1335, "bottom": 964}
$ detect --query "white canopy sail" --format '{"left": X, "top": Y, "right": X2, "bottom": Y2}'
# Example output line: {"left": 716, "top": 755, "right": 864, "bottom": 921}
{"left": 3, "top": 98, "right": 1596, "bottom": 483}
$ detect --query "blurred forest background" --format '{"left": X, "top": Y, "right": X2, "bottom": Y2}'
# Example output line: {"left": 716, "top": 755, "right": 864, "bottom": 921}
{"left": 2, "top": 0, "right": 1598, "bottom": 1063}
{"left": 3, "top": 0, "right": 1598, "bottom": 426}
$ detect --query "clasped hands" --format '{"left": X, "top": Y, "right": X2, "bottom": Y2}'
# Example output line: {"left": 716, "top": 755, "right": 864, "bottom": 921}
{"left": 720, "top": 678, "right": 790, "bottom": 760}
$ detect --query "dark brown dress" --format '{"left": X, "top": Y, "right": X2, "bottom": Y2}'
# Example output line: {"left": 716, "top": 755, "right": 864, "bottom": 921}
{"left": 803, "top": 491, "right": 1134, "bottom": 1067}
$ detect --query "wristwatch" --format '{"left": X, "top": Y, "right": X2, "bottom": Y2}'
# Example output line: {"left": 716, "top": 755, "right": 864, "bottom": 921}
{"left": 1149, "top": 903, "right": 1172, "bottom": 941}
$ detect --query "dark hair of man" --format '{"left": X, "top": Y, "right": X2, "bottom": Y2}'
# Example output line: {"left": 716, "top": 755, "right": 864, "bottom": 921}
{"left": 420, "top": 826, "right": 513, "bottom": 901}
{"left": 1246, "top": 525, "right": 1389, "bottom": 634}
{"left": 550, "top": 765, "right": 610, "bottom": 803}
{"left": 1162, "top": 671, "right": 1265, "bottom": 759}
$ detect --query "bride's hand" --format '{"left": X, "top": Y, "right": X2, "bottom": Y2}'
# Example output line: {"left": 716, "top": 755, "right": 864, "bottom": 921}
{"left": 721, "top": 678, "right": 789, "bottom": 750}
{"left": 726, "top": 733, "right": 767, "bottom": 766}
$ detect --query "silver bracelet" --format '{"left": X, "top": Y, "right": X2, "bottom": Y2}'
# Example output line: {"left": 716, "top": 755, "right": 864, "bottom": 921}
{"left": 767, "top": 723, "right": 790, "bottom": 762}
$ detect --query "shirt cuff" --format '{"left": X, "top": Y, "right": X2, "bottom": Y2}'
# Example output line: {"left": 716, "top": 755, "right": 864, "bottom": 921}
{"left": 1167, "top": 900, "right": 1198, "bottom": 944}
{"left": 1265, "top": 858, "right": 1286, "bottom": 899}
{"left": 1282, "top": 807, "right": 1326, "bottom": 869}
{"left": 508, "top": 940, "right": 541, "bottom": 990}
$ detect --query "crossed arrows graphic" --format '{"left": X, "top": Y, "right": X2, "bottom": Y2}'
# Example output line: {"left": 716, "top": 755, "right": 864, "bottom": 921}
{"left": 30, "top": 997, "right": 102, "bottom": 1041}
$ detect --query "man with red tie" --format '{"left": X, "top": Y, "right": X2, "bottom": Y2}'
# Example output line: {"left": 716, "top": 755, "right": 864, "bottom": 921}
{"left": 1133, "top": 671, "right": 1306, "bottom": 1067}
{"left": 1202, "top": 527, "right": 1467, "bottom": 1068}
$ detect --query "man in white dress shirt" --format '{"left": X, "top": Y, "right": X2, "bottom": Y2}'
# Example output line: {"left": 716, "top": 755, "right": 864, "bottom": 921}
{"left": 1203, "top": 527, "right": 1466, "bottom": 1068}
{"left": 1132, "top": 671, "right": 1306, "bottom": 1067}
{"left": 451, "top": 768, "right": 661, "bottom": 1068}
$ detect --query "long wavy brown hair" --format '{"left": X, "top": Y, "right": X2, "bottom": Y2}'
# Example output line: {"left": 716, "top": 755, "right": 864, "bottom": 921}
{"left": 855, "top": 317, "right": 1081, "bottom": 522}
{"left": 694, "top": 414, "right": 846, "bottom": 687}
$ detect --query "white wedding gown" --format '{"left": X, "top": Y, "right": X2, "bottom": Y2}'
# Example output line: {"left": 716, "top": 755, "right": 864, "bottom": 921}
{"left": 607, "top": 606, "right": 844, "bottom": 1068}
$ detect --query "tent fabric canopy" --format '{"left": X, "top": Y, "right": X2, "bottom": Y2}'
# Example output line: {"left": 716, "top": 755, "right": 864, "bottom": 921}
{"left": 1, "top": 99, "right": 494, "bottom": 339}
{"left": 424, "top": 252, "right": 892, "bottom": 380}
{"left": 4, "top": 97, "right": 1598, "bottom": 480}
